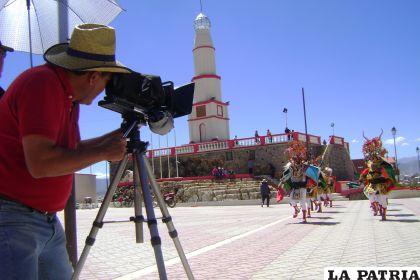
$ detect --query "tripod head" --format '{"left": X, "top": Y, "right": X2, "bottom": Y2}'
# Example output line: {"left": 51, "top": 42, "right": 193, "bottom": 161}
{"left": 121, "top": 113, "right": 149, "bottom": 155}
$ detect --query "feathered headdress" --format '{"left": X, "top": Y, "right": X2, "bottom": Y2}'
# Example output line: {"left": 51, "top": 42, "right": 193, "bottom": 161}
{"left": 362, "top": 130, "right": 387, "bottom": 161}
{"left": 284, "top": 140, "right": 307, "bottom": 165}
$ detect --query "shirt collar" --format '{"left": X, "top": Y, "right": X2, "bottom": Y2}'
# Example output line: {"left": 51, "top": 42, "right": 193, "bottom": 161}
{"left": 47, "top": 64, "right": 75, "bottom": 102}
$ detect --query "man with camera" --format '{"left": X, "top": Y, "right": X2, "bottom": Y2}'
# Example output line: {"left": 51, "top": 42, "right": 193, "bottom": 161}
{"left": 0, "top": 24, "right": 130, "bottom": 279}
{"left": 0, "top": 40, "right": 14, "bottom": 99}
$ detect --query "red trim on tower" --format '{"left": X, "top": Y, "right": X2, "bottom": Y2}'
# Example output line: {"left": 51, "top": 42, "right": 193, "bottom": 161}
{"left": 193, "top": 45, "right": 215, "bottom": 51}
{"left": 188, "top": 115, "right": 229, "bottom": 122}
{"left": 193, "top": 99, "right": 229, "bottom": 106}
{"left": 192, "top": 74, "right": 221, "bottom": 82}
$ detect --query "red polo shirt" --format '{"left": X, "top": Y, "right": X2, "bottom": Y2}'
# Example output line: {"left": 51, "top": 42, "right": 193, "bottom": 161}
{"left": 0, "top": 64, "right": 80, "bottom": 212}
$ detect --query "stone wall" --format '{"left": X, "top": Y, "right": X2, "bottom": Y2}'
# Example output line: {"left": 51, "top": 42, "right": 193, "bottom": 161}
{"left": 323, "top": 144, "right": 356, "bottom": 181}
{"left": 148, "top": 142, "right": 323, "bottom": 179}
{"left": 110, "top": 142, "right": 355, "bottom": 182}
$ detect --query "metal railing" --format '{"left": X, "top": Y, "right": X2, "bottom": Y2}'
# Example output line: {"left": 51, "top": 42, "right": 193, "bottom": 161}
{"left": 147, "top": 132, "right": 323, "bottom": 158}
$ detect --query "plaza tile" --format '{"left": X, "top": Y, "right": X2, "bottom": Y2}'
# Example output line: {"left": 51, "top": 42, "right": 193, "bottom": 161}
{"left": 60, "top": 198, "right": 420, "bottom": 279}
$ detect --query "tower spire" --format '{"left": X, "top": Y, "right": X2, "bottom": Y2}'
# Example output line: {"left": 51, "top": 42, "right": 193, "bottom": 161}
{"left": 189, "top": 11, "right": 230, "bottom": 142}
{"left": 199, "top": 0, "right": 203, "bottom": 13}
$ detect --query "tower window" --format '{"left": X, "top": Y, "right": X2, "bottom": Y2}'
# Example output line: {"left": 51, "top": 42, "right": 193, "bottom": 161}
{"left": 196, "top": 105, "right": 206, "bottom": 117}
{"left": 217, "top": 105, "right": 223, "bottom": 117}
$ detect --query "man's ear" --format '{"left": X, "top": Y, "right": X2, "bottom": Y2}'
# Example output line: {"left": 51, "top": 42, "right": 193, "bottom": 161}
{"left": 88, "top": 71, "right": 101, "bottom": 85}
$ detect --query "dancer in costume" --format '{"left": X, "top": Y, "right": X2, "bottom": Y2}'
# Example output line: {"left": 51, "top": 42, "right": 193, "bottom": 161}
{"left": 359, "top": 131, "right": 397, "bottom": 221}
{"left": 305, "top": 184, "right": 316, "bottom": 218}
{"left": 280, "top": 140, "right": 310, "bottom": 223}
{"left": 323, "top": 167, "right": 334, "bottom": 207}
{"left": 316, "top": 170, "right": 327, "bottom": 212}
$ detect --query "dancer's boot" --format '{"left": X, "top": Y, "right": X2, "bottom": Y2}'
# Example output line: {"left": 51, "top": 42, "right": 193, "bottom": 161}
{"left": 302, "top": 210, "right": 307, "bottom": 223}
{"left": 317, "top": 202, "right": 322, "bottom": 213}
{"left": 293, "top": 206, "right": 300, "bottom": 218}
{"left": 381, "top": 207, "right": 387, "bottom": 221}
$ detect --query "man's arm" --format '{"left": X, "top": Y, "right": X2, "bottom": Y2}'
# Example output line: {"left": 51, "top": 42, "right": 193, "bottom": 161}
{"left": 77, "top": 129, "right": 122, "bottom": 150}
{"left": 22, "top": 132, "right": 126, "bottom": 178}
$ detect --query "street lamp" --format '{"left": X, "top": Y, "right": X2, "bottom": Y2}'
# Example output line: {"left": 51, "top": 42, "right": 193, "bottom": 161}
{"left": 330, "top": 122, "right": 335, "bottom": 136}
{"left": 416, "top": 146, "right": 420, "bottom": 173}
{"left": 283, "top": 107, "right": 288, "bottom": 128}
{"left": 391, "top": 126, "right": 399, "bottom": 182}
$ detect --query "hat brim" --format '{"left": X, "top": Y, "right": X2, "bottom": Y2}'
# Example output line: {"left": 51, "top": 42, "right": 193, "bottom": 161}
{"left": 0, "top": 45, "right": 14, "bottom": 52}
{"left": 44, "top": 43, "right": 131, "bottom": 73}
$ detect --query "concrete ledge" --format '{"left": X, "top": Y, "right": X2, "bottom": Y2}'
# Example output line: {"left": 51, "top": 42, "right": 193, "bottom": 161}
{"left": 389, "top": 189, "right": 420, "bottom": 199}
{"left": 177, "top": 198, "right": 292, "bottom": 207}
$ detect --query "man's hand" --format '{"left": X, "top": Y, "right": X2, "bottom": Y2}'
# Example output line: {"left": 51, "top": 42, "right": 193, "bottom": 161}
{"left": 97, "top": 131, "right": 127, "bottom": 162}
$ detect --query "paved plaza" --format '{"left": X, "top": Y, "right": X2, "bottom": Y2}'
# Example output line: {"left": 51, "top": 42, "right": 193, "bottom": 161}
{"left": 59, "top": 198, "right": 420, "bottom": 280}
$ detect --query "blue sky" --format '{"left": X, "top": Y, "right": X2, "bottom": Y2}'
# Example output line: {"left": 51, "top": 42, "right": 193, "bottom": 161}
{"left": 2, "top": 0, "right": 419, "bottom": 177}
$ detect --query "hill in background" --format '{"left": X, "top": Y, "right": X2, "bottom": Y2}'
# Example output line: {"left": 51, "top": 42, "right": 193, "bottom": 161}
{"left": 96, "top": 178, "right": 109, "bottom": 195}
{"left": 398, "top": 156, "right": 420, "bottom": 176}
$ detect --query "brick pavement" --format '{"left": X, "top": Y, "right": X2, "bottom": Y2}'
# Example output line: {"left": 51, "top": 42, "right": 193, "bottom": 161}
{"left": 59, "top": 198, "right": 420, "bottom": 280}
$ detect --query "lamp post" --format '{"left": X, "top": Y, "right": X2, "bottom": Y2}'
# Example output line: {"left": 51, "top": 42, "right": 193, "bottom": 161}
{"left": 331, "top": 122, "right": 335, "bottom": 136}
{"left": 391, "top": 126, "right": 399, "bottom": 182}
{"left": 416, "top": 146, "right": 420, "bottom": 173}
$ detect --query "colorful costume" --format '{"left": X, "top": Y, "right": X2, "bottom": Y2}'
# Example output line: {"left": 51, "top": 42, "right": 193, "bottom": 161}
{"left": 316, "top": 171, "right": 327, "bottom": 212}
{"left": 322, "top": 167, "right": 334, "bottom": 207}
{"left": 360, "top": 132, "right": 396, "bottom": 221}
{"left": 282, "top": 141, "right": 310, "bottom": 223}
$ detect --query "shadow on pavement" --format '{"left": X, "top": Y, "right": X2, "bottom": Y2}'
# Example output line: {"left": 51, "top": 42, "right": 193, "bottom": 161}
{"left": 387, "top": 209, "right": 402, "bottom": 212}
{"left": 308, "top": 216, "right": 333, "bottom": 220}
{"left": 385, "top": 219, "right": 420, "bottom": 223}
{"left": 387, "top": 214, "right": 416, "bottom": 217}
{"left": 388, "top": 203, "right": 403, "bottom": 206}
{"left": 306, "top": 221, "right": 340, "bottom": 226}
{"left": 323, "top": 211, "right": 343, "bottom": 214}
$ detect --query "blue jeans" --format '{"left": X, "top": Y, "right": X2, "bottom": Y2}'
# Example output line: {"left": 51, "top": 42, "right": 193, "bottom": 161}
{"left": 0, "top": 198, "right": 73, "bottom": 280}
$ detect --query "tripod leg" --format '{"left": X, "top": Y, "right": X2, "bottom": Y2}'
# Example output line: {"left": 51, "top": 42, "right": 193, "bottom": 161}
{"left": 72, "top": 155, "right": 130, "bottom": 280}
{"left": 134, "top": 153, "right": 168, "bottom": 280}
{"left": 141, "top": 155, "right": 195, "bottom": 280}
{"left": 133, "top": 158, "right": 144, "bottom": 243}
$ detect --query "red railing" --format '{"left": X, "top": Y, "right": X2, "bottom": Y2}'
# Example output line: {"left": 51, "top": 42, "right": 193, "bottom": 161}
{"left": 147, "top": 132, "right": 322, "bottom": 158}
{"left": 330, "top": 136, "right": 345, "bottom": 145}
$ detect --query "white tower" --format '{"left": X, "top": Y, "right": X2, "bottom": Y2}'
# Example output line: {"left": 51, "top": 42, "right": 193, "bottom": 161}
{"left": 188, "top": 13, "right": 230, "bottom": 143}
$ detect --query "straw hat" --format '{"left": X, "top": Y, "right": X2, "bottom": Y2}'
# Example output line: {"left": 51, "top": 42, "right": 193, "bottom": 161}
{"left": 0, "top": 40, "right": 14, "bottom": 52}
{"left": 44, "top": 23, "right": 131, "bottom": 73}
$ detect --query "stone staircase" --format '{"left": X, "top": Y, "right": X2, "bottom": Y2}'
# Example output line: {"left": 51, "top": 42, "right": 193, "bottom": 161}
{"left": 159, "top": 177, "right": 263, "bottom": 204}
{"left": 158, "top": 176, "right": 349, "bottom": 206}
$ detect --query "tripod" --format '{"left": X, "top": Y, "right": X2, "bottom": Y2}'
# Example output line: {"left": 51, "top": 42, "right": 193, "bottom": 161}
{"left": 72, "top": 118, "right": 194, "bottom": 280}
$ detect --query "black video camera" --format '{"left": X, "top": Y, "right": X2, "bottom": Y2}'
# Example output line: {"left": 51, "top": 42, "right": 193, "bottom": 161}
{"left": 99, "top": 72, "right": 194, "bottom": 134}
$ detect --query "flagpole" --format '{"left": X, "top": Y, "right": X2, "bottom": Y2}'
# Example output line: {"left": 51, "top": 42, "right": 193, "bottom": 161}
{"left": 166, "top": 135, "right": 171, "bottom": 178}
{"left": 158, "top": 136, "right": 163, "bottom": 178}
{"left": 174, "top": 128, "right": 179, "bottom": 177}
{"left": 302, "top": 87, "right": 310, "bottom": 159}
{"left": 150, "top": 133, "right": 155, "bottom": 175}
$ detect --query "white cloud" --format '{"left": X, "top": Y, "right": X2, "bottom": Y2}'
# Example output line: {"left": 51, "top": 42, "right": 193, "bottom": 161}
{"left": 416, "top": 138, "right": 420, "bottom": 142}
{"left": 351, "top": 139, "right": 359, "bottom": 143}
{"left": 401, "top": 143, "right": 409, "bottom": 146}
{"left": 384, "top": 136, "right": 406, "bottom": 146}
